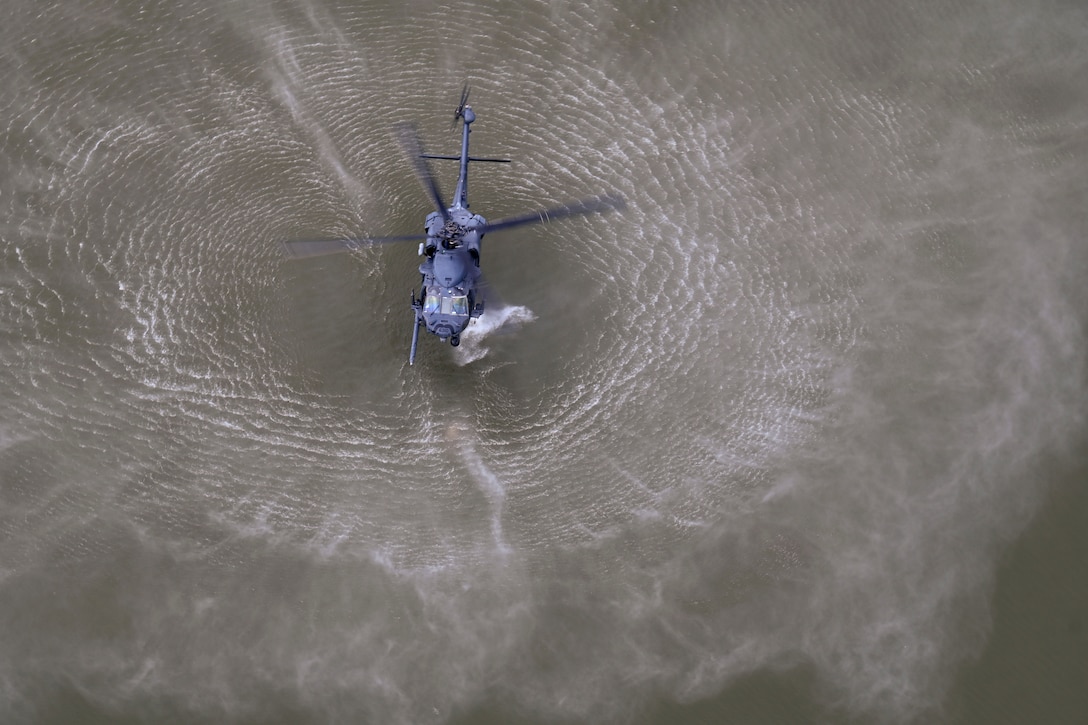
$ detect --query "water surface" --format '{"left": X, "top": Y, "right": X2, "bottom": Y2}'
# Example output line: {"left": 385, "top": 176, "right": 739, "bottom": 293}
{"left": 2, "top": 1, "right": 1086, "bottom": 723}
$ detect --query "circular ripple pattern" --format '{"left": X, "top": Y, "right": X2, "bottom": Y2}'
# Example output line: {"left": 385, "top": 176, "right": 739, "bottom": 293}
{"left": 2, "top": 1, "right": 1087, "bottom": 724}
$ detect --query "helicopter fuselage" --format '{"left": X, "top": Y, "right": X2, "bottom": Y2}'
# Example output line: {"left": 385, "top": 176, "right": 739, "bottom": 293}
{"left": 413, "top": 208, "right": 486, "bottom": 346}
{"left": 406, "top": 103, "right": 491, "bottom": 363}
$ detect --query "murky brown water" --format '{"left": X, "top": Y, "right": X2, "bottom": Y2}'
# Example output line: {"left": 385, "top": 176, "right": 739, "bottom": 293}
{"left": 2, "top": 1, "right": 1086, "bottom": 723}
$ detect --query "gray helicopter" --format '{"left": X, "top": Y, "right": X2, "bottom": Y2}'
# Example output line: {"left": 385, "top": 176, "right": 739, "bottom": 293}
{"left": 282, "top": 86, "right": 625, "bottom": 364}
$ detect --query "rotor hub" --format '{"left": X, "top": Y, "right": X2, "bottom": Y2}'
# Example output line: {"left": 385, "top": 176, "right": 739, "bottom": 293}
{"left": 442, "top": 218, "right": 465, "bottom": 245}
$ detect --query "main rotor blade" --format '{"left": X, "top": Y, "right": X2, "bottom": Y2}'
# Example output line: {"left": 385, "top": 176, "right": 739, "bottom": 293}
{"left": 482, "top": 193, "right": 626, "bottom": 234}
{"left": 393, "top": 121, "right": 449, "bottom": 221}
{"left": 282, "top": 234, "right": 428, "bottom": 259}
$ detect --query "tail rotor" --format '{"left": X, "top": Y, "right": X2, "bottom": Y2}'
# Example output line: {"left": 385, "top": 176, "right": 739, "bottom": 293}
{"left": 450, "top": 83, "right": 470, "bottom": 130}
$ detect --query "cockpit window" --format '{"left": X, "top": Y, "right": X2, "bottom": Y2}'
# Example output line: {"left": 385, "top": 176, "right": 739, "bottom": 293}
{"left": 441, "top": 295, "right": 470, "bottom": 316}
{"left": 423, "top": 295, "right": 441, "bottom": 314}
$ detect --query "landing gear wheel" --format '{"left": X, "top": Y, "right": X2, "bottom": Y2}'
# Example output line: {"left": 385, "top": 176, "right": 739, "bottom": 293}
{"left": 450, "top": 335, "right": 460, "bottom": 347}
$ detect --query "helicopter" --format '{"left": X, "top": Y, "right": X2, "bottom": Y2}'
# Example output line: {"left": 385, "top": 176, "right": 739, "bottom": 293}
{"left": 282, "top": 85, "right": 625, "bottom": 364}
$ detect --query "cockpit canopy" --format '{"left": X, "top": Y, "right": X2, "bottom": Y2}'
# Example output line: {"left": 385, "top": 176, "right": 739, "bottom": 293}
{"left": 423, "top": 292, "right": 469, "bottom": 316}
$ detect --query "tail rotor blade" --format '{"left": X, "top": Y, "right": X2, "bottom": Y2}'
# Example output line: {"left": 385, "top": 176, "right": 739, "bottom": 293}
{"left": 482, "top": 193, "right": 626, "bottom": 234}
{"left": 450, "top": 82, "right": 470, "bottom": 130}
{"left": 394, "top": 121, "right": 449, "bottom": 221}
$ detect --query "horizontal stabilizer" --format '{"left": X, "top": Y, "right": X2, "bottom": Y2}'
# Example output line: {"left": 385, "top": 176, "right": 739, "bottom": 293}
{"left": 420, "top": 154, "right": 511, "bottom": 163}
